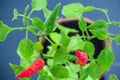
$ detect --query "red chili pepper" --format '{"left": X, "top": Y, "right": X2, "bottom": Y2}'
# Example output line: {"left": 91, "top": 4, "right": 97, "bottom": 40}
{"left": 76, "top": 50, "right": 88, "bottom": 66}
{"left": 16, "top": 59, "right": 44, "bottom": 78}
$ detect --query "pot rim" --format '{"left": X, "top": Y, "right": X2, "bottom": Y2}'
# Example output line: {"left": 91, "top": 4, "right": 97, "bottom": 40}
{"left": 56, "top": 18, "right": 93, "bottom": 24}
{"left": 56, "top": 18, "right": 111, "bottom": 47}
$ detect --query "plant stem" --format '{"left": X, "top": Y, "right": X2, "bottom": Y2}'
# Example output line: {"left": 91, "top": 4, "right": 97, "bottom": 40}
{"left": 13, "top": 27, "right": 27, "bottom": 30}
{"left": 45, "top": 36, "right": 54, "bottom": 44}
{"left": 68, "top": 55, "right": 76, "bottom": 61}
{"left": 107, "top": 21, "right": 120, "bottom": 26}
{"left": 86, "top": 30, "right": 90, "bottom": 41}
{"left": 108, "top": 33, "right": 118, "bottom": 36}
{"left": 26, "top": 28, "right": 29, "bottom": 39}
{"left": 88, "top": 58, "right": 97, "bottom": 62}
{"left": 19, "top": 14, "right": 32, "bottom": 21}
{"left": 13, "top": 26, "right": 37, "bottom": 37}
{"left": 82, "top": 31, "right": 86, "bottom": 41}
{"left": 79, "top": 66, "right": 83, "bottom": 80}
{"left": 25, "top": 19, "right": 29, "bottom": 39}
{"left": 28, "top": 9, "right": 34, "bottom": 17}
{"left": 29, "top": 29, "right": 37, "bottom": 36}
{"left": 90, "top": 36, "right": 96, "bottom": 40}
{"left": 18, "top": 9, "right": 36, "bottom": 39}
{"left": 95, "top": 8, "right": 111, "bottom": 23}
{"left": 104, "top": 12, "right": 111, "bottom": 24}
{"left": 43, "top": 54, "right": 53, "bottom": 59}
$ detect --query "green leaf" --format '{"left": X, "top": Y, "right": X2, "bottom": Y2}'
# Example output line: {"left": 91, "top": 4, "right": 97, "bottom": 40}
{"left": 90, "top": 29, "right": 107, "bottom": 40}
{"left": 88, "top": 62, "right": 100, "bottom": 80}
{"left": 50, "top": 65, "right": 69, "bottom": 79}
{"left": 54, "top": 47, "right": 68, "bottom": 64}
{"left": 34, "top": 41, "right": 44, "bottom": 51}
{"left": 38, "top": 66, "right": 54, "bottom": 80}
{"left": 47, "top": 44, "right": 57, "bottom": 56}
{"left": 0, "top": 21, "right": 13, "bottom": 41}
{"left": 66, "top": 64, "right": 79, "bottom": 80}
{"left": 9, "top": 63, "right": 24, "bottom": 74}
{"left": 67, "top": 62, "right": 80, "bottom": 73}
{"left": 60, "top": 32, "right": 70, "bottom": 47}
{"left": 9, "top": 63, "right": 31, "bottom": 80}
{"left": 50, "top": 32, "right": 61, "bottom": 45}
{"left": 67, "top": 35, "right": 85, "bottom": 52}
{"left": 83, "top": 6, "right": 95, "bottom": 12}
{"left": 37, "top": 74, "right": 48, "bottom": 80}
{"left": 97, "top": 48, "right": 114, "bottom": 72}
{"left": 12, "top": 9, "right": 19, "bottom": 21}
{"left": 17, "top": 38, "right": 34, "bottom": 59}
{"left": 47, "top": 59, "right": 54, "bottom": 67}
{"left": 45, "top": 3, "right": 61, "bottom": 34}
{"left": 57, "top": 24, "right": 78, "bottom": 35}
{"left": 20, "top": 50, "right": 39, "bottom": 68}
{"left": 30, "top": 51, "right": 40, "bottom": 61}
{"left": 24, "top": 5, "right": 29, "bottom": 15}
{"left": 108, "top": 74, "right": 118, "bottom": 80}
{"left": 114, "top": 34, "right": 120, "bottom": 45}
{"left": 20, "top": 59, "right": 32, "bottom": 68}
{"left": 88, "top": 20, "right": 106, "bottom": 29}
{"left": 78, "top": 18, "right": 87, "bottom": 32}
{"left": 62, "top": 3, "right": 84, "bottom": 18}
{"left": 80, "top": 69, "right": 88, "bottom": 80}
{"left": 31, "top": 0, "right": 47, "bottom": 11}
{"left": 85, "top": 75, "right": 94, "bottom": 80}
{"left": 46, "top": 44, "right": 57, "bottom": 66}
{"left": 32, "top": 17, "right": 45, "bottom": 31}
{"left": 83, "top": 41, "right": 95, "bottom": 57}
{"left": 22, "top": 5, "right": 29, "bottom": 25}
{"left": 43, "top": 8, "right": 52, "bottom": 19}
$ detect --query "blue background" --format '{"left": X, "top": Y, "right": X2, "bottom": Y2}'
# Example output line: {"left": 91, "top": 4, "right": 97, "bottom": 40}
{"left": 0, "top": 0, "right": 120, "bottom": 80}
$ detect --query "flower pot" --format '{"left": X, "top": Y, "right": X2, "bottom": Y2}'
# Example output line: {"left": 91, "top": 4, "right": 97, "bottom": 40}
{"left": 42, "top": 18, "right": 106, "bottom": 80}
{"left": 56, "top": 18, "right": 105, "bottom": 80}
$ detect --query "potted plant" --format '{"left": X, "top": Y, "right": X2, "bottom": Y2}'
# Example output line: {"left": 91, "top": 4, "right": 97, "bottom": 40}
{"left": 0, "top": 0, "right": 120, "bottom": 80}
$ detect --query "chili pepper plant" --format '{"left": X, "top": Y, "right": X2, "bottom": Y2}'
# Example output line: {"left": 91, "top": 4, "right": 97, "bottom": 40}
{"left": 0, "top": 0, "right": 120, "bottom": 80}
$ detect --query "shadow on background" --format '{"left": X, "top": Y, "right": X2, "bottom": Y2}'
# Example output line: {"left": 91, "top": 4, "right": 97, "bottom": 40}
{"left": 0, "top": 0, "right": 120, "bottom": 80}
